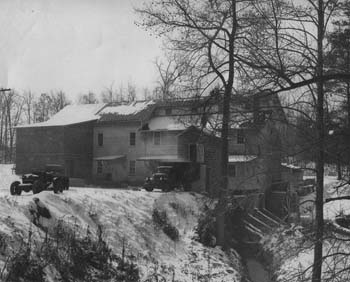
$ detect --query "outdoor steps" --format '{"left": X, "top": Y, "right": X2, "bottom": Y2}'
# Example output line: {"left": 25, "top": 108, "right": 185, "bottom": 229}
{"left": 252, "top": 209, "right": 280, "bottom": 228}
{"left": 242, "top": 209, "right": 286, "bottom": 242}
{"left": 243, "top": 220, "right": 264, "bottom": 242}
{"left": 245, "top": 213, "right": 273, "bottom": 233}
{"left": 260, "top": 208, "right": 286, "bottom": 225}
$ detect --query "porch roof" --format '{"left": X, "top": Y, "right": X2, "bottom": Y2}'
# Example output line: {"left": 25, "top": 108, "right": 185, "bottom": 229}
{"left": 93, "top": 155, "right": 125, "bottom": 161}
{"left": 228, "top": 155, "right": 257, "bottom": 163}
{"left": 137, "top": 155, "right": 190, "bottom": 163}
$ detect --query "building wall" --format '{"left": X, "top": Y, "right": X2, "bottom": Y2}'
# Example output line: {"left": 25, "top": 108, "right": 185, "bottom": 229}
{"left": 63, "top": 122, "right": 95, "bottom": 179}
{"left": 16, "top": 122, "right": 95, "bottom": 179}
{"left": 178, "top": 130, "right": 222, "bottom": 196}
{"left": 228, "top": 159, "right": 268, "bottom": 192}
{"left": 93, "top": 121, "right": 150, "bottom": 184}
{"left": 140, "top": 130, "right": 180, "bottom": 157}
{"left": 16, "top": 126, "right": 65, "bottom": 174}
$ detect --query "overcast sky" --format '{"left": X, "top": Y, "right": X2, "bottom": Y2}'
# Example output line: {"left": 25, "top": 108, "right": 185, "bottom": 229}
{"left": 0, "top": 0, "right": 162, "bottom": 100}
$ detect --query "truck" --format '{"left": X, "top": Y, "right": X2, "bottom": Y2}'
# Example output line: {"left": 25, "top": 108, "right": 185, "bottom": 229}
{"left": 10, "top": 164, "right": 69, "bottom": 195}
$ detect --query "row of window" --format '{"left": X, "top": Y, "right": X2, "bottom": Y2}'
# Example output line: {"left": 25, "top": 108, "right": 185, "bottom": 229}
{"left": 97, "top": 132, "right": 162, "bottom": 147}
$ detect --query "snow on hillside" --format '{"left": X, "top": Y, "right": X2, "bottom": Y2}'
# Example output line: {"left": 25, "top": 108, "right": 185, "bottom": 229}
{"left": 0, "top": 164, "right": 242, "bottom": 282}
{"left": 262, "top": 176, "right": 350, "bottom": 282}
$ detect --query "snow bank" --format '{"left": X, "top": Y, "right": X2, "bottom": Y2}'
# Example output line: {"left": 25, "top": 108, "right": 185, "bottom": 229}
{"left": 262, "top": 177, "right": 350, "bottom": 282}
{"left": 0, "top": 164, "right": 242, "bottom": 282}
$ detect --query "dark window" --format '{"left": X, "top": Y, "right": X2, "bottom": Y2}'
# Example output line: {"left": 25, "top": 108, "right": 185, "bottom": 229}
{"left": 130, "top": 132, "right": 136, "bottom": 146}
{"left": 129, "top": 160, "right": 136, "bottom": 175}
{"left": 165, "top": 108, "right": 172, "bottom": 115}
{"left": 97, "top": 161, "right": 103, "bottom": 174}
{"left": 189, "top": 144, "right": 197, "bottom": 162}
{"left": 228, "top": 164, "right": 236, "bottom": 177}
{"left": 237, "top": 129, "right": 244, "bottom": 144}
{"left": 154, "top": 131, "right": 161, "bottom": 145}
{"left": 191, "top": 107, "right": 198, "bottom": 113}
{"left": 98, "top": 133, "right": 103, "bottom": 146}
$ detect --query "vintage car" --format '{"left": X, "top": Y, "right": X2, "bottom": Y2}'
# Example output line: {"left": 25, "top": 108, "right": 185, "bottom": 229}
{"left": 143, "top": 165, "right": 192, "bottom": 192}
{"left": 10, "top": 164, "right": 69, "bottom": 196}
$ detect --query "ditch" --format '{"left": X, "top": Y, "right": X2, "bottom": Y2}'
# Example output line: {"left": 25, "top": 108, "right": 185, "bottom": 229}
{"left": 238, "top": 242, "right": 273, "bottom": 282}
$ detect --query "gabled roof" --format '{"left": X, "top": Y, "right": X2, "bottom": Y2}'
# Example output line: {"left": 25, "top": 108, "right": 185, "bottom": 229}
{"left": 17, "top": 104, "right": 106, "bottom": 128}
{"left": 98, "top": 100, "right": 156, "bottom": 122}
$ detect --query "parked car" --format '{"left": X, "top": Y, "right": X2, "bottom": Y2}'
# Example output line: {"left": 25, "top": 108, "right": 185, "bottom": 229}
{"left": 143, "top": 166, "right": 190, "bottom": 192}
{"left": 10, "top": 164, "right": 69, "bottom": 196}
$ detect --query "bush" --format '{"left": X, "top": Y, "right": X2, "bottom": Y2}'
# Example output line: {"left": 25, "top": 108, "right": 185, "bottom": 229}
{"left": 195, "top": 209, "right": 217, "bottom": 247}
{"left": 6, "top": 251, "right": 45, "bottom": 282}
{"left": 3, "top": 221, "right": 140, "bottom": 282}
{"left": 152, "top": 208, "right": 179, "bottom": 241}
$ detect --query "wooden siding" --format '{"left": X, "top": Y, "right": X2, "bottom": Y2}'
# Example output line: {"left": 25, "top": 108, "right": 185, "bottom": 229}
{"left": 16, "top": 126, "right": 65, "bottom": 174}
{"left": 16, "top": 122, "right": 95, "bottom": 179}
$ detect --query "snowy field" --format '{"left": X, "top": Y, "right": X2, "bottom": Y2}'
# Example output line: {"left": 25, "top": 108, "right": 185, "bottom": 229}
{"left": 0, "top": 164, "right": 242, "bottom": 282}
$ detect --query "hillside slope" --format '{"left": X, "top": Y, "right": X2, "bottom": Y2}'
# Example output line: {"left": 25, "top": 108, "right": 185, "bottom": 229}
{"left": 0, "top": 164, "right": 242, "bottom": 281}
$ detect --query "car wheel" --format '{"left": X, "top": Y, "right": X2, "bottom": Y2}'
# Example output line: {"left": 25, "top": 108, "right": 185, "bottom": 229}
{"left": 162, "top": 184, "right": 171, "bottom": 192}
{"left": 16, "top": 187, "right": 22, "bottom": 196}
{"left": 65, "top": 178, "right": 69, "bottom": 190}
{"left": 145, "top": 186, "right": 154, "bottom": 192}
{"left": 32, "top": 180, "right": 43, "bottom": 194}
{"left": 10, "top": 181, "right": 20, "bottom": 196}
{"left": 53, "top": 179, "right": 62, "bottom": 194}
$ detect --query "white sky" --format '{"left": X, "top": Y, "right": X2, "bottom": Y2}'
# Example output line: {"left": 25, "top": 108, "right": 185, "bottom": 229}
{"left": 0, "top": 0, "right": 162, "bottom": 100}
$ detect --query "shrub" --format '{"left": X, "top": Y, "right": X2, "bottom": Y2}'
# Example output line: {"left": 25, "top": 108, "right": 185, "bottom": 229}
{"left": 152, "top": 208, "right": 167, "bottom": 227}
{"left": 195, "top": 209, "right": 217, "bottom": 247}
{"left": 6, "top": 251, "right": 45, "bottom": 282}
{"left": 152, "top": 208, "right": 179, "bottom": 241}
{"left": 3, "top": 221, "right": 140, "bottom": 282}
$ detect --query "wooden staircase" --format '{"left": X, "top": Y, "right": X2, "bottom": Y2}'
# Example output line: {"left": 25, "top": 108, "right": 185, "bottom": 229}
{"left": 242, "top": 208, "right": 285, "bottom": 242}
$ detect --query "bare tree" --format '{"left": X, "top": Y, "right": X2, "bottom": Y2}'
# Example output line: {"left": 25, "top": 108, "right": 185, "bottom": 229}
{"left": 154, "top": 56, "right": 183, "bottom": 99}
{"left": 22, "top": 90, "right": 36, "bottom": 124}
{"left": 78, "top": 92, "right": 99, "bottom": 104}
{"left": 126, "top": 80, "right": 137, "bottom": 102}
{"left": 49, "top": 90, "right": 70, "bottom": 113}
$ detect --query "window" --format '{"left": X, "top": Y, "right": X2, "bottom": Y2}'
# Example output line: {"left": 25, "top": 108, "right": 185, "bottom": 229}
{"left": 154, "top": 131, "right": 161, "bottom": 145}
{"left": 130, "top": 132, "right": 136, "bottom": 146}
{"left": 228, "top": 164, "right": 236, "bottom": 177}
{"left": 129, "top": 160, "right": 136, "bottom": 175}
{"left": 191, "top": 107, "right": 198, "bottom": 113}
{"left": 237, "top": 129, "right": 244, "bottom": 144}
{"left": 165, "top": 108, "right": 172, "bottom": 115}
{"left": 189, "top": 144, "right": 197, "bottom": 162}
{"left": 98, "top": 133, "right": 103, "bottom": 147}
{"left": 97, "top": 161, "right": 103, "bottom": 174}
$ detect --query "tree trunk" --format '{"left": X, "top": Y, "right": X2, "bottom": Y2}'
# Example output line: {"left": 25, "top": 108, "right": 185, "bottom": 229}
{"left": 312, "top": 1, "right": 325, "bottom": 282}
{"left": 216, "top": 0, "right": 236, "bottom": 247}
{"left": 337, "top": 159, "right": 342, "bottom": 180}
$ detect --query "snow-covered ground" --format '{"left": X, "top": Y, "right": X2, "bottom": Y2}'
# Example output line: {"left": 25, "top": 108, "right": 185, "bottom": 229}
{"left": 263, "top": 175, "right": 350, "bottom": 281}
{"left": 0, "top": 164, "right": 242, "bottom": 282}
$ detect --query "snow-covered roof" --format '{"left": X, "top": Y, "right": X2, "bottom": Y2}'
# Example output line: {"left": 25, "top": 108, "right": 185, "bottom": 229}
{"left": 98, "top": 100, "right": 156, "bottom": 122}
{"left": 18, "top": 104, "right": 106, "bottom": 128}
{"left": 281, "top": 163, "right": 302, "bottom": 170}
{"left": 100, "top": 100, "right": 155, "bottom": 115}
{"left": 93, "top": 155, "right": 125, "bottom": 161}
{"left": 228, "top": 155, "right": 257, "bottom": 163}
{"left": 137, "top": 155, "right": 190, "bottom": 162}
